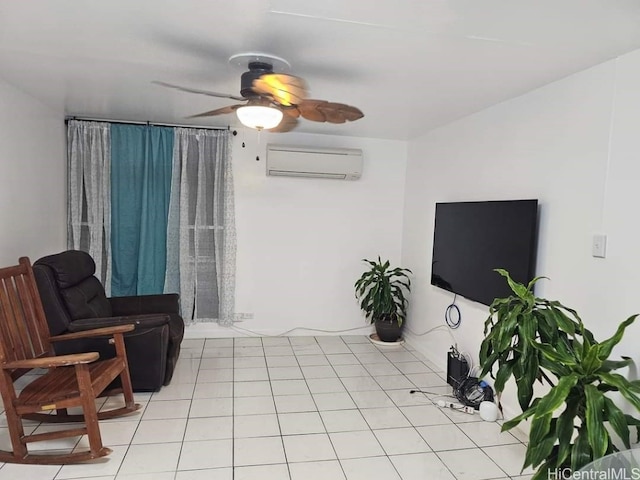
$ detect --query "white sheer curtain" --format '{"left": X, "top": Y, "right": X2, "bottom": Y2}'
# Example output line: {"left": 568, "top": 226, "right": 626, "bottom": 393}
{"left": 165, "top": 129, "right": 236, "bottom": 325}
{"left": 66, "top": 120, "right": 112, "bottom": 293}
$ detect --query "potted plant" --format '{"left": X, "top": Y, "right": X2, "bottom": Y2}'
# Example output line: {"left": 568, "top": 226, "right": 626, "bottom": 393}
{"left": 354, "top": 257, "right": 412, "bottom": 342}
{"left": 480, "top": 269, "right": 640, "bottom": 478}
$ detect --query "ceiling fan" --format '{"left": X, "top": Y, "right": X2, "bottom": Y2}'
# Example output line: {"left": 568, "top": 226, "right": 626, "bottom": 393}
{"left": 153, "top": 53, "right": 364, "bottom": 132}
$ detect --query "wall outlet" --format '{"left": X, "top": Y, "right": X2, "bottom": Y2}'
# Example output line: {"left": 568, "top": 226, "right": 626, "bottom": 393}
{"left": 592, "top": 234, "right": 607, "bottom": 258}
{"left": 234, "top": 313, "right": 254, "bottom": 322}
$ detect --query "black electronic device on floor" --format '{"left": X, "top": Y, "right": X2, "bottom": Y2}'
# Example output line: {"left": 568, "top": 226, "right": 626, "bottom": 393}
{"left": 447, "top": 346, "right": 469, "bottom": 388}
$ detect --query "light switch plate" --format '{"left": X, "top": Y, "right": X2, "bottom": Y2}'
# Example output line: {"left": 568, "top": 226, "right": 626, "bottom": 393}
{"left": 592, "top": 234, "right": 607, "bottom": 258}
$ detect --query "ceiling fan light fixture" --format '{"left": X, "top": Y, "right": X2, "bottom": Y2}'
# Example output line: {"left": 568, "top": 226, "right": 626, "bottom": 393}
{"left": 236, "top": 105, "right": 283, "bottom": 130}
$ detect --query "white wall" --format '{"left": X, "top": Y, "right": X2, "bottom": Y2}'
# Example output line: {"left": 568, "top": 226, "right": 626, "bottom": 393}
{"left": 402, "top": 49, "right": 640, "bottom": 417}
{"left": 186, "top": 131, "right": 407, "bottom": 338}
{"left": 0, "top": 78, "right": 66, "bottom": 265}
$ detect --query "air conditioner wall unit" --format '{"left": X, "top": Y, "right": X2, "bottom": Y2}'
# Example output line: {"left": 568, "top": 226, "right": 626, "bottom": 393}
{"left": 266, "top": 144, "right": 363, "bottom": 180}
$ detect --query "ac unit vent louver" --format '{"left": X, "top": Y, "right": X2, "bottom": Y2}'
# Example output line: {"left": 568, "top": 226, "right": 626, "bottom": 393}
{"left": 266, "top": 144, "right": 363, "bottom": 180}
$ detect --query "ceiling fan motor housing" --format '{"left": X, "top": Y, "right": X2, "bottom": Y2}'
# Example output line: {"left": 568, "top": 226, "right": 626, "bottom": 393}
{"left": 240, "top": 61, "right": 274, "bottom": 98}
{"left": 154, "top": 53, "right": 363, "bottom": 130}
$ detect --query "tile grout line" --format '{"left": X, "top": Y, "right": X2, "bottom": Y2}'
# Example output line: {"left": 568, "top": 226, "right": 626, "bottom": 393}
{"left": 316, "top": 337, "right": 364, "bottom": 478}
{"left": 309, "top": 336, "right": 353, "bottom": 480}
{"left": 259, "top": 336, "right": 293, "bottom": 480}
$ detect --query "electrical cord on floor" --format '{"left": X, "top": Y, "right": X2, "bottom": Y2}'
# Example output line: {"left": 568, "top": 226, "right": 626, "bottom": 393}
{"left": 409, "top": 389, "right": 455, "bottom": 398}
{"left": 409, "top": 389, "right": 462, "bottom": 409}
{"left": 410, "top": 380, "right": 494, "bottom": 412}
{"left": 454, "top": 376, "right": 494, "bottom": 409}
{"left": 230, "top": 324, "right": 372, "bottom": 338}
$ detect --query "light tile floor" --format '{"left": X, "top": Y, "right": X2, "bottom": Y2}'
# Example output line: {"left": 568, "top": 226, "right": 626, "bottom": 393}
{"left": 0, "top": 336, "right": 534, "bottom": 480}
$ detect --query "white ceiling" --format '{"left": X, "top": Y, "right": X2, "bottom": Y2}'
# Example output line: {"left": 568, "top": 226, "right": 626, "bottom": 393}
{"left": 1, "top": 0, "right": 640, "bottom": 141}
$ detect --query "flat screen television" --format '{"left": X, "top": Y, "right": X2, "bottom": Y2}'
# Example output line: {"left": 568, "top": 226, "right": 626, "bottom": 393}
{"left": 430, "top": 199, "right": 539, "bottom": 306}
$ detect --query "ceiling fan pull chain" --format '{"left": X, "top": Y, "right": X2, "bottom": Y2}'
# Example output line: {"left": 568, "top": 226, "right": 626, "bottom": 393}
{"left": 256, "top": 129, "right": 261, "bottom": 161}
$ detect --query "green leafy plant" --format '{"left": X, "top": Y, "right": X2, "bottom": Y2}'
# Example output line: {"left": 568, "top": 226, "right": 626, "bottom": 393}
{"left": 480, "top": 269, "right": 640, "bottom": 478}
{"left": 480, "top": 269, "right": 591, "bottom": 412}
{"left": 354, "top": 257, "right": 411, "bottom": 326}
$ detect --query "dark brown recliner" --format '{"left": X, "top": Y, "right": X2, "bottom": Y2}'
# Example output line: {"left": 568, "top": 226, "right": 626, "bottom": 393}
{"left": 33, "top": 250, "right": 185, "bottom": 392}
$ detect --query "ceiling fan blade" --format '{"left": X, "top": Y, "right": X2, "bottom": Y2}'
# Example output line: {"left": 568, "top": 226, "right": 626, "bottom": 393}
{"left": 316, "top": 105, "right": 346, "bottom": 124}
{"left": 252, "top": 74, "right": 307, "bottom": 107}
{"left": 153, "top": 81, "right": 245, "bottom": 101}
{"left": 268, "top": 115, "right": 299, "bottom": 133}
{"left": 187, "top": 103, "right": 245, "bottom": 118}
{"left": 297, "top": 99, "right": 364, "bottom": 123}
{"left": 281, "top": 106, "right": 300, "bottom": 118}
{"left": 296, "top": 99, "right": 329, "bottom": 122}
{"left": 328, "top": 103, "right": 364, "bottom": 122}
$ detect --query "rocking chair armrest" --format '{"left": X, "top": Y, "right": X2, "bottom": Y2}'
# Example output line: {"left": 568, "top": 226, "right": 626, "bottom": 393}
{"left": 49, "top": 324, "right": 135, "bottom": 342}
{"left": 68, "top": 314, "right": 169, "bottom": 332}
{"left": 3, "top": 352, "right": 100, "bottom": 369}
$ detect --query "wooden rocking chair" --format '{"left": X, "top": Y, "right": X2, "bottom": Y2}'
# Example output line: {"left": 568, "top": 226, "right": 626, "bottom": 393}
{"left": 0, "top": 257, "right": 140, "bottom": 464}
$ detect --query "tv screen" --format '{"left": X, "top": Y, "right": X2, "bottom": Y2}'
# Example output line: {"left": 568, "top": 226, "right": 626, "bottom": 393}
{"left": 431, "top": 199, "right": 539, "bottom": 306}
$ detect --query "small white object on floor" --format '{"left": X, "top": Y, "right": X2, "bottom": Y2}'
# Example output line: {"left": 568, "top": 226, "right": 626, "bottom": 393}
{"left": 479, "top": 400, "right": 499, "bottom": 422}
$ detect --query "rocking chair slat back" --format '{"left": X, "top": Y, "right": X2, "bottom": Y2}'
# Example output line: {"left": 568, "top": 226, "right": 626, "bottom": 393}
{"left": 0, "top": 259, "right": 51, "bottom": 366}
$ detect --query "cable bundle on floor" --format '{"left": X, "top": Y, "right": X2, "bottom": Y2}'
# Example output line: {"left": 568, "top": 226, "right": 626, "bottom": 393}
{"left": 454, "top": 376, "right": 494, "bottom": 409}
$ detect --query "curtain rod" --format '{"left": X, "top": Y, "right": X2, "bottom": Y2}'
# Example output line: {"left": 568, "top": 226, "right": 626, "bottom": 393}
{"left": 65, "top": 116, "right": 233, "bottom": 132}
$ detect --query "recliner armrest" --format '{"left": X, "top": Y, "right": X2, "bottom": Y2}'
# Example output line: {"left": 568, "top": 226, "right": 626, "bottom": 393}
{"left": 109, "top": 294, "right": 180, "bottom": 316}
{"left": 68, "top": 314, "right": 170, "bottom": 332}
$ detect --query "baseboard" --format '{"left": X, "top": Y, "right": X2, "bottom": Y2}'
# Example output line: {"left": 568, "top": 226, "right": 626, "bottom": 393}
{"left": 184, "top": 323, "right": 373, "bottom": 339}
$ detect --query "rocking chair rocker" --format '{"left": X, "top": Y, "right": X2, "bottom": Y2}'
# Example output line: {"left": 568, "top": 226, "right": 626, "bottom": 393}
{"left": 0, "top": 257, "right": 140, "bottom": 464}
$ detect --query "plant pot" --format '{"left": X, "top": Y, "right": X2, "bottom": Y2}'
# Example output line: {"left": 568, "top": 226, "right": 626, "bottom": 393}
{"left": 374, "top": 317, "right": 402, "bottom": 342}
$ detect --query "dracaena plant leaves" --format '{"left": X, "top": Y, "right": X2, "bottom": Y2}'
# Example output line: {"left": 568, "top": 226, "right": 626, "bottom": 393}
{"left": 480, "top": 270, "right": 640, "bottom": 479}
{"left": 354, "top": 257, "right": 412, "bottom": 326}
